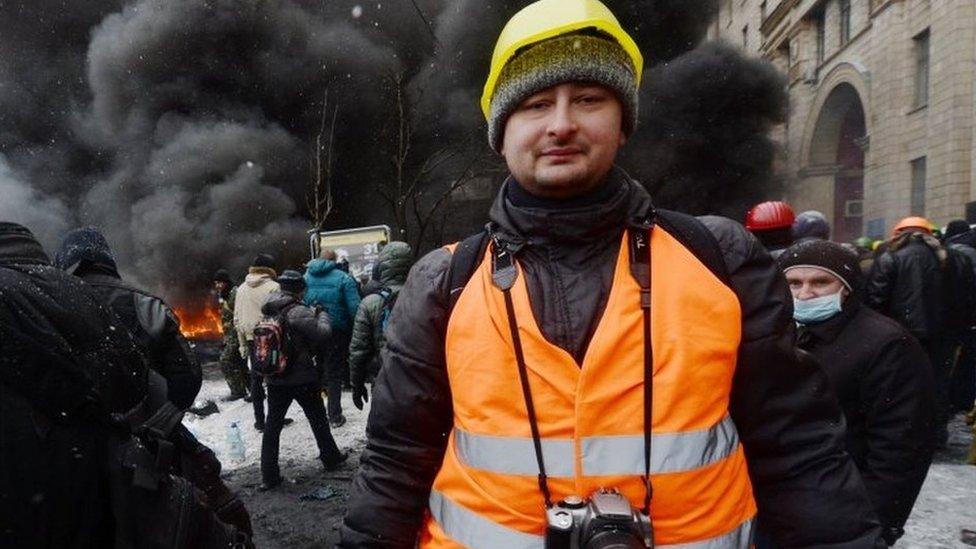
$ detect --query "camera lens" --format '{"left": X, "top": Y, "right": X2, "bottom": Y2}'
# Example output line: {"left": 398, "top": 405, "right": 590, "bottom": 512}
{"left": 583, "top": 527, "right": 646, "bottom": 549}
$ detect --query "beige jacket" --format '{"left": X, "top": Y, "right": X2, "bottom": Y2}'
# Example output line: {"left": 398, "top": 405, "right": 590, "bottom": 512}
{"left": 233, "top": 267, "right": 280, "bottom": 357}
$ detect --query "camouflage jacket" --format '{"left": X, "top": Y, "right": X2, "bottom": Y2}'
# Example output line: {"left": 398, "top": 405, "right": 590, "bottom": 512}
{"left": 219, "top": 287, "right": 239, "bottom": 348}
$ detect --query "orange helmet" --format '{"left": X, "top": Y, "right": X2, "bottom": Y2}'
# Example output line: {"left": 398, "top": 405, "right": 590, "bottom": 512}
{"left": 745, "top": 201, "right": 795, "bottom": 232}
{"left": 891, "top": 216, "right": 934, "bottom": 236}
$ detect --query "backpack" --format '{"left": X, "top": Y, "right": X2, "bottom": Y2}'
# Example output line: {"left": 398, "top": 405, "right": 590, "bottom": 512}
{"left": 377, "top": 287, "right": 398, "bottom": 333}
{"left": 447, "top": 209, "right": 731, "bottom": 311}
{"left": 251, "top": 303, "right": 297, "bottom": 377}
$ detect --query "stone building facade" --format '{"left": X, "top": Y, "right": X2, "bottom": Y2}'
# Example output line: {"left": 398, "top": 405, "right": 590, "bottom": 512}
{"left": 710, "top": 0, "right": 976, "bottom": 242}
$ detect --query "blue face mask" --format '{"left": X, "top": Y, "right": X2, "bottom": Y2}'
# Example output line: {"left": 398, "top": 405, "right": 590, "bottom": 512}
{"left": 793, "top": 291, "right": 843, "bottom": 324}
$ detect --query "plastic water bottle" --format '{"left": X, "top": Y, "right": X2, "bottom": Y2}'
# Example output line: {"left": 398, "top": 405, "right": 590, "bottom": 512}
{"left": 227, "top": 422, "right": 246, "bottom": 461}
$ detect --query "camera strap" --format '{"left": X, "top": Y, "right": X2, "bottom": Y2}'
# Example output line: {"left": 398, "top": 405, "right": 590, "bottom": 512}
{"left": 491, "top": 218, "right": 656, "bottom": 515}
{"left": 627, "top": 218, "right": 655, "bottom": 516}
{"left": 491, "top": 234, "right": 554, "bottom": 508}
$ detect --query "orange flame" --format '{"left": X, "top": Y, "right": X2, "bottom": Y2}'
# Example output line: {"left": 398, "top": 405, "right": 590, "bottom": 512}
{"left": 174, "top": 301, "right": 223, "bottom": 340}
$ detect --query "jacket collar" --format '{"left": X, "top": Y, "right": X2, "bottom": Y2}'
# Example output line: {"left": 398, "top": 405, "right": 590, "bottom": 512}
{"left": 248, "top": 266, "right": 277, "bottom": 278}
{"left": 0, "top": 222, "right": 49, "bottom": 266}
{"left": 488, "top": 166, "right": 654, "bottom": 249}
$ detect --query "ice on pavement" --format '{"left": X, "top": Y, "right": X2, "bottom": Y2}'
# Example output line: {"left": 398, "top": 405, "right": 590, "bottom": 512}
{"left": 184, "top": 377, "right": 370, "bottom": 472}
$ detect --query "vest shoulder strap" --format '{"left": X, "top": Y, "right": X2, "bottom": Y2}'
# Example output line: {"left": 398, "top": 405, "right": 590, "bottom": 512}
{"left": 654, "top": 209, "right": 731, "bottom": 287}
{"left": 447, "top": 230, "right": 490, "bottom": 311}
{"left": 444, "top": 211, "right": 732, "bottom": 313}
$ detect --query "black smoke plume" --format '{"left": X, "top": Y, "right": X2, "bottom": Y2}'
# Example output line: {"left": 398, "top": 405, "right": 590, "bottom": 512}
{"left": 627, "top": 41, "right": 788, "bottom": 217}
{"left": 0, "top": 0, "right": 787, "bottom": 303}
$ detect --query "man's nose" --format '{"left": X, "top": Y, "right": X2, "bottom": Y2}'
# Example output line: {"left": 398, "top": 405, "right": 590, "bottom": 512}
{"left": 546, "top": 99, "right": 578, "bottom": 140}
{"left": 796, "top": 285, "right": 816, "bottom": 300}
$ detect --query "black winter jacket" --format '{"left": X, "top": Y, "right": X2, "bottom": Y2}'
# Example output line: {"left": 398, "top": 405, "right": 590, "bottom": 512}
{"left": 261, "top": 291, "right": 332, "bottom": 387}
{"left": 75, "top": 266, "right": 202, "bottom": 410}
{"left": 0, "top": 222, "right": 148, "bottom": 548}
{"left": 864, "top": 233, "right": 950, "bottom": 341}
{"left": 797, "top": 300, "right": 935, "bottom": 544}
{"left": 340, "top": 171, "right": 882, "bottom": 548}
{"left": 947, "top": 237, "right": 976, "bottom": 290}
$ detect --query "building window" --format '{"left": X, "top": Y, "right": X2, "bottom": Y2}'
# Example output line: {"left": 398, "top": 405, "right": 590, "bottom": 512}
{"left": 913, "top": 30, "right": 930, "bottom": 108}
{"left": 839, "top": 0, "right": 852, "bottom": 45}
{"left": 815, "top": 10, "right": 826, "bottom": 64}
{"left": 742, "top": 25, "right": 749, "bottom": 48}
{"left": 910, "top": 157, "right": 927, "bottom": 215}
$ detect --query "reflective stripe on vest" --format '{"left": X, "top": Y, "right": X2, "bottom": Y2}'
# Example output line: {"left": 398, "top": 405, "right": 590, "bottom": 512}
{"left": 455, "top": 414, "right": 739, "bottom": 477}
{"left": 423, "top": 228, "right": 757, "bottom": 547}
{"left": 429, "top": 489, "right": 756, "bottom": 549}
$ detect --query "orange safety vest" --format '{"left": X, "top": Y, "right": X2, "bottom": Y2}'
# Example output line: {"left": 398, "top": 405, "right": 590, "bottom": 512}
{"left": 420, "top": 227, "right": 757, "bottom": 548}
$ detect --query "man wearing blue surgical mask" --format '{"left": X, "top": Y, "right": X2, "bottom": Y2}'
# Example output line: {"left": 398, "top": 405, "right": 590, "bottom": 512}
{"left": 779, "top": 240, "right": 936, "bottom": 547}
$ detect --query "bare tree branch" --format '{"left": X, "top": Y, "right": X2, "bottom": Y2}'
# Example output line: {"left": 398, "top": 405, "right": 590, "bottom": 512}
{"left": 408, "top": 0, "right": 439, "bottom": 47}
{"left": 306, "top": 87, "right": 339, "bottom": 232}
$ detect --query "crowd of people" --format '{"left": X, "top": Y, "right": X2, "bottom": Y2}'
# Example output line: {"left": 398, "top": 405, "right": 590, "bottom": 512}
{"left": 208, "top": 241, "right": 414, "bottom": 490}
{"left": 3, "top": 0, "right": 975, "bottom": 547}
{"left": 0, "top": 218, "right": 415, "bottom": 547}
{"left": 747, "top": 200, "right": 976, "bottom": 453}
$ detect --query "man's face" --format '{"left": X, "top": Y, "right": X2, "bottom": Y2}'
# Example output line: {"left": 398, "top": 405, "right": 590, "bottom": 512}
{"left": 501, "top": 82, "right": 625, "bottom": 199}
{"left": 213, "top": 280, "right": 227, "bottom": 293}
{"left": 785, "top": 267, "right": 849, "bottom": 301}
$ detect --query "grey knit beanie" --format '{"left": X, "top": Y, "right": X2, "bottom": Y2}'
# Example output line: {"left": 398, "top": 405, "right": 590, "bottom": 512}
{"left": 487, "top": 33, "right": 639, "bottom": 152}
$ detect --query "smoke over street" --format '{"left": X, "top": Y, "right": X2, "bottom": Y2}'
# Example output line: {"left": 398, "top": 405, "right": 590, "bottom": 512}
{"left": 0, "top": 0, "right": 791, "bottom": 302}
{"left": 3, "top": 2, "right": 975, "bottom": 549}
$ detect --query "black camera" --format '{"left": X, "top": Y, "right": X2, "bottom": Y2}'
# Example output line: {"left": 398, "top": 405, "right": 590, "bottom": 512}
{"left": 545, "top": 488, "right": 653, "bottom": 549}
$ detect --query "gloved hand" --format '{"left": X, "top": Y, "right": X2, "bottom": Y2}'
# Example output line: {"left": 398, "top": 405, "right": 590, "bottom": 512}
{"left": 352, "top": 383, "right": 369, "bottom": 410}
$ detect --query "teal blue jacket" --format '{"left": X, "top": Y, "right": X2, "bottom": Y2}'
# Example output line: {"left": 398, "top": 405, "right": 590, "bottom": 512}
{"left": 303, "top": 259, "right": 361, "bottom": 333}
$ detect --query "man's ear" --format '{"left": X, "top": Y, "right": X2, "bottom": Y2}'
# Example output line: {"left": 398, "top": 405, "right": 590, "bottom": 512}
{"left": 619, "top": 130, "right": 627, "bottom": 147}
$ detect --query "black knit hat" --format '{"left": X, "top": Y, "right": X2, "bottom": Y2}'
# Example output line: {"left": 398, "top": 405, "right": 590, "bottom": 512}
{"left": 212, "top": 269, "right": 232, "bottom": 284}
{"left": 251, "top": 253, "right": 275, "bottom": 269}
{"left": 778, "top": 240, "right": 861, "bottom": 291}
{"left": 488, "top": 33, "right": 639, "bottom": 152}
{"left": 278, "top": 269, "right": 306, "bottom": 294}
{"left": 944, "top": 220, "right": 971, "bottom": 241}
{"left": 54, "top": 226, "right": 117, "bottom": 273}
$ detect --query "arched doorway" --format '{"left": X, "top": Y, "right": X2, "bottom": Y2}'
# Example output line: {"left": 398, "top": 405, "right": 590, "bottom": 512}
{"left": 807, "top": 83, "right": 867, "bottom": 243}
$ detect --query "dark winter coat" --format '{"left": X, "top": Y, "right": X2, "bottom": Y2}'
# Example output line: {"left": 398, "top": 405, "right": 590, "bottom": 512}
{"left": 303, "top": 259, "right": 361, "bottom": 333}
{"left": 348, "top": 242, "right": 413, "bottom": 386}
{"left": 0, "top": 222, "right": 148, "bottom": 548}
{"left": 947, "top": 238, "right": 976, "bottom": 290}
{"left": 260, "top": 291, "right": 332, "bottom": 387}
{"left": 80, "top": 270, "right": 201, "bottom": 410}
{"left": 1, "top": 222, "right": 252, "bottom": 548}
{"left": 865, "top": 231, "right": 967, "bottom": 340}
{"left": 797, "top": 299, "right": 935, "bottom": 545}
{"left": 53, "top": 226, "right": 201, "bottom": 410}
{"left": 340, "top": 169, "right": 883, "bottom": 548}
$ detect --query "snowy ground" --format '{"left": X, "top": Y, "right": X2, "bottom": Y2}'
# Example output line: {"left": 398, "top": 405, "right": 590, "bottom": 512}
{"left": 187, "top": 363, "right": 975, "bottom": 548}
{"left": 185, "top": 362, "right": 371, "bottom": 548}
{"left": 901, "top": 416, "right": 976, "bottom": 548}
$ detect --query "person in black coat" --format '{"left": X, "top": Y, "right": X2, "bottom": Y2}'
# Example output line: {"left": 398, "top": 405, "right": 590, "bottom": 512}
{"left": 865, "top": 219, "right": 973, "bottom": 446}
{"left": 54, "top": 226, "right": 202, "bottom": 410}
{"left": 0, "top": 222, "right": 251, "bottom": 548}
{"left": 780, "top": 241, "right": 936, "bottom": 546}
{"left": 258, "top": 270, "right": 347, "bottom": 489}
{"left": 943, "top": 220, "right": 976, "bottom": 412}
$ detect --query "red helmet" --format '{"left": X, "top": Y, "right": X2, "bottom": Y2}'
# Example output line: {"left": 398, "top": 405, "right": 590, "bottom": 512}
{"left": 745, "top": 201, "right": 796, "bottom": 232}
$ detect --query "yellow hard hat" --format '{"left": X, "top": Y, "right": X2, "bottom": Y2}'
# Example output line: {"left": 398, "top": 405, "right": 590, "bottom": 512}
{"left": 480, "top": 0, "right": 644, "bottom": 120}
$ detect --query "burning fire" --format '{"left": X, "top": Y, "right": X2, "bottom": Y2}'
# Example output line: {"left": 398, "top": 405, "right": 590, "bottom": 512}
{"left": 174, "top": 301, "right": 223, "bottom": 340}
